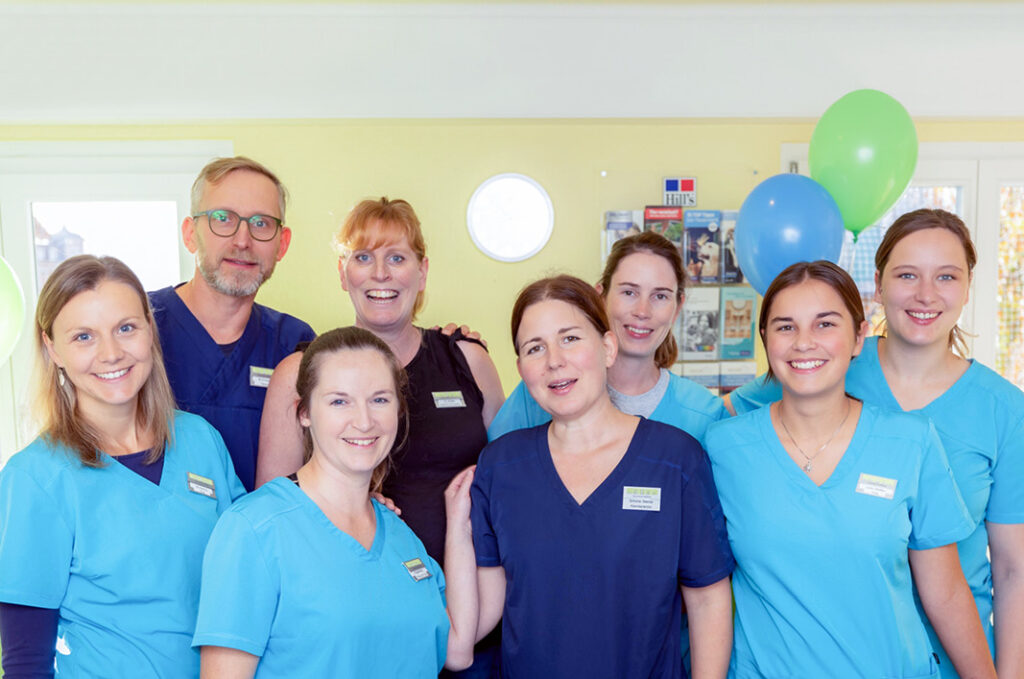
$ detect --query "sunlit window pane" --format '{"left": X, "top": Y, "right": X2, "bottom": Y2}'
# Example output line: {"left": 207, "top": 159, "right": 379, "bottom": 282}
{"left": 32, "top": 201, "right": 180, "bottom": 291}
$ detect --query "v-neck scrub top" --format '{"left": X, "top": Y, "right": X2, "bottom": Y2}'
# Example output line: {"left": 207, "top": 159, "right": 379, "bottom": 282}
{"left": 150, "top": 285, "right": 316, "bottom": 491}
{"left": 488, "top": 372, "right": 728, "bottom": 448}
{"left": 0, "top": 411, "right": 245, "bottom": 678}
{"left": 728, "top": 336, "right": 1024, "bottom": 676}
{"left": 471, "top": 418, "right": 734, "bottom": 679}
{"left": 193, "top": 478, "right": 449, "bottom": 678}
{"left": 706, "top": 403, "right": 975, "bottom": 679}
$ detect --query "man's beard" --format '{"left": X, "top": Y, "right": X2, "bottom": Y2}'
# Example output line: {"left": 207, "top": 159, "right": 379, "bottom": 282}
{"left": 196, "top": 249, "right": 274, "bottom": 297}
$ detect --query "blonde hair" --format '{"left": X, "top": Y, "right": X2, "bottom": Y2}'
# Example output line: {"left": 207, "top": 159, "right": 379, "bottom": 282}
{"left": 190, "top": 156, "right": 288, "bottom": 219}
{"left": 33, "top": 255, "right": 176, "bottom": 466}
{"left": 334, "top": 197, "right": 428, "bottom": 318}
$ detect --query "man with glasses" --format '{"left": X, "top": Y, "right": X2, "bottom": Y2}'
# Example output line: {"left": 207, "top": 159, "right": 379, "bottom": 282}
{"left": 149, "top": 157, "right": 315, "bottom": 491}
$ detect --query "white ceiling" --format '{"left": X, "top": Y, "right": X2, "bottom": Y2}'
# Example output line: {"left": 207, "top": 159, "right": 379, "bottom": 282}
{"left": 1, "top": 2, "right": 1021, "bottom": 122}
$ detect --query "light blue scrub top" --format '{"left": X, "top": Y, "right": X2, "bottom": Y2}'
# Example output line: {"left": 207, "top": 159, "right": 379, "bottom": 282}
{"left": 0, "top": 411, "right": 245, "bottom": 678}
{"left": 488, "top": 372, "right": 728, "bottom": 447}
{"left": 193, "top": 477, "right": 450, "bottom": 678}
{"left": 729, "top": 336, "right": 1024, "bottom": 676}
{"left": 707, "top": 403, "right": 974, "bottom": 679}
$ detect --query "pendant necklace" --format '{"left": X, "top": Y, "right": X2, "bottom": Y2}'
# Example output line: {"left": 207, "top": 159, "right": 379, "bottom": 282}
{"left": 778, "top": 399, "right": 851, "bottom": 473}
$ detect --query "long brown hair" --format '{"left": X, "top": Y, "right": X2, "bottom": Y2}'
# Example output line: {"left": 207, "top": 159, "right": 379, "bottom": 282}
{"left": 875, "top": 209, "right": 976, "bottom": 357}
{"left": 34, "top": 255, "right": 175, "bottom": 466}
{"left": 294, "top": 326, "right": 409, "bottom": 493}
{"left": 510, "top": 274, "right": 611, "bottom": 354}
{"left": 598, "top": 231, "right": 685, "bottom": 369}
{"left": 334, "top": 197, "right": 429, "bottom": 318}
{"left": 758, "top": 261, "right": 865, "bottom": 382}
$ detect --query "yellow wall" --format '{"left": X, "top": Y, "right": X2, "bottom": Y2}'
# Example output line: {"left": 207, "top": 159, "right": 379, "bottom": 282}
{"left": 4, "top": 118, "right": 1024, "bottom": 389}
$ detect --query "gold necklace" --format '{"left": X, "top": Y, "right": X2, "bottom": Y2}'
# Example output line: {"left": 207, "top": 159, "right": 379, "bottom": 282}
{"left": 778, "top": 399, "right": 851, "bottom": 473}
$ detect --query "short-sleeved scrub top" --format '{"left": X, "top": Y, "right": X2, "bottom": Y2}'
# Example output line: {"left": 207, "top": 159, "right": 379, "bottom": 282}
{"left": 0, "top": 411, "right": 245, "bottom": 678}
{"left": 706, "top": 403, "right": 975, "bottom": 679}
{"left": 728, "top": 336, "right": 1024, "bottom": 676}
{"left": 193, "top": 477, "right": 449, "bottom": 678}
{"left": 471, "top": 418, "right": 735, "bottom": 679}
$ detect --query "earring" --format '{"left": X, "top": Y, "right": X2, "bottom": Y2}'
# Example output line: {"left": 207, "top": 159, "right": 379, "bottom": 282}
{"left": 57, "top": 368, "right": 66, "bottom": 387}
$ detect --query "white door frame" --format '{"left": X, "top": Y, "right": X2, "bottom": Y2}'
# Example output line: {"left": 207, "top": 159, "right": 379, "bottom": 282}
{"left": 0, "top": 140, "right": 232, "bottom": 463}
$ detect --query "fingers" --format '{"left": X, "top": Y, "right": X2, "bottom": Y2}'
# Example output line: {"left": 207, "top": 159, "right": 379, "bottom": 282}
{"left": 370, "top": 491, "right": 402, "bottom": 515}
{"left": 445, "top": 465, "right": 476, "bottom": 498}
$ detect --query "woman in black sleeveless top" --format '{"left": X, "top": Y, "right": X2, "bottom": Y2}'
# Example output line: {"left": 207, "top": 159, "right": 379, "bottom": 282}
{"left": 256, "top": 198, "right": 504, "bottom": 676}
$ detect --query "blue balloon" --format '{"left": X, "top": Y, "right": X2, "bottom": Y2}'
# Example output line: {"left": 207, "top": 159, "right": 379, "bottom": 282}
{"left": 735, "top": 174, "right": 845, "bottom": 295}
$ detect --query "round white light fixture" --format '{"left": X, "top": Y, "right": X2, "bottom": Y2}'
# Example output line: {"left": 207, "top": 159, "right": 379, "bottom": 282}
{"left": 466, "top": 173, "right": 554, "bottom": 262}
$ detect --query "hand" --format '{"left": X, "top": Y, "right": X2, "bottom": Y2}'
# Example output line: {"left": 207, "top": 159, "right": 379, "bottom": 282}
{"left": 434, "top": 323, "right": 487, "bottom": 349}
{"left": 444, "top": 465, "right": 475, "bottom": 537}
{"left": 370, "top": 492, "right": 401, "bottom": 515}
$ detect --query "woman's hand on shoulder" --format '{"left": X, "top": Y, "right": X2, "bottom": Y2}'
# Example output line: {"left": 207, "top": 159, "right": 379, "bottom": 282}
{"left": 370, "top": 492, "right": 401, "bottom": 515}
{"left": 436, "top": 322, "right": 486, "bottom": 349}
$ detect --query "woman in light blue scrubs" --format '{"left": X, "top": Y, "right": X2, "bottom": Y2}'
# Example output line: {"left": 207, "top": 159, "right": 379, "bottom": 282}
{"left": 194, "top": 326, "right": 478, "bottom": 678}
{"left": 706, "top": 260, "right": 996, "bottom": 679}
{"left": 0, "top": 255, "right": 245, "bottom": 678}
{"left": 726, "top": 210, "right": 1024, "bottom": 678}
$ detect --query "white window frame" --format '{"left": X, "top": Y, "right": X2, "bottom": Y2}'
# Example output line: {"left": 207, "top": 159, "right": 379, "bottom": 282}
{"left": 0, "top": 140, "right": 233, "bottom": 464}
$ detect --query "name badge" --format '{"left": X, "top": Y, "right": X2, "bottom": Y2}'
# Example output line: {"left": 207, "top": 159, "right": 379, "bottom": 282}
{"left": 402, "top": 558, "right": 433, "bottom": 582}
{"left": 250, "top": 365, "right": 273, "bottom": 388}
{"left": 187, "top": 472, "right": 217, "bottom": 499}
{"left": 622, "top": 486, "right": 661, "bottom": 511}
{"left": 432, "top": 390, "right": 466, "bottom": 409}
{"left": 855, "top": 473, "right": 897, "bottom": 500}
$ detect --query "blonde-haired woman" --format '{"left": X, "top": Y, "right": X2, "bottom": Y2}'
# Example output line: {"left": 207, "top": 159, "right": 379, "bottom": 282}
{"left": 0, "top": 255, "right": 244, "bottom": 678}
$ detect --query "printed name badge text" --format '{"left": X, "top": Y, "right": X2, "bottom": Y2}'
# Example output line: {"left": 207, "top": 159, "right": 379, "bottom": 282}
{"left": 855, "top": 473, "right": 898, "bottom": 500}
{"left": 187, "top": 472, "right": 217, "bottom": 499}
{"left": 403, "top": 558, "right": 433, "bottom": 582}
{"left": 250, "top": 365, "right": 274, "bottom": 389}
{"left": 432, "top": 390, "right": 466, "bottom": 409}
{"left": 622, "top": 486, "right": 661, "bottom": 511}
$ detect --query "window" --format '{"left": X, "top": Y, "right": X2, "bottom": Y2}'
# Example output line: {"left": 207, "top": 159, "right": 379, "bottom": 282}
{"left": 0, "top": 141, "right": 232, "bottom": 463}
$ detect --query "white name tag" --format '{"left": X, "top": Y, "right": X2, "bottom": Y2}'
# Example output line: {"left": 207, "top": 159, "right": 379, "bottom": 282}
{"left": 855, "top": 473, "right": 897, "bottom": 500}
{"left": 402, "top": 558, "right": 433, "bottom": 582}
{"left": 622, "top": 486, "right": 661, "bottom": 511}
{"left": 187, "top": 472, "right": 217, "bottom": 499}
{"left": 432, "top": 390, "right": 466, "bottom": 408}
{"left": 249, "top": 365, "right": 273, "bottom": 388}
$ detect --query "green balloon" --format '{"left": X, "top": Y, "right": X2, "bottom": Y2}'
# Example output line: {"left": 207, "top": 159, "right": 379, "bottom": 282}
{"left": 0, "top": 255, "right": 26, "bottom": 367}
{"left": 809, "top": 89, "right": 918, "bottom": 237}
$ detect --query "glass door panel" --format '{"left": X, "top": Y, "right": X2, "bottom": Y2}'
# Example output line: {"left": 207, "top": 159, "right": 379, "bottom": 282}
{"left": 996, "top": 185, "right": 1024, "bottom": 389}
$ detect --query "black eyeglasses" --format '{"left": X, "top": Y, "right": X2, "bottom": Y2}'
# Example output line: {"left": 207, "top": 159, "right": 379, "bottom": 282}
{"left": 193, "top": 209, "right": 283, "bottom": 242}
